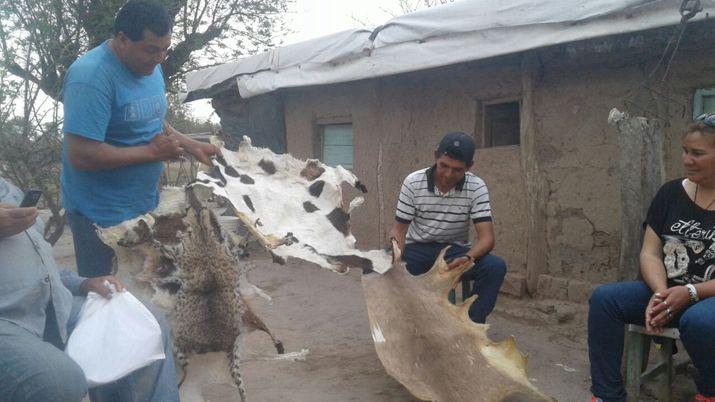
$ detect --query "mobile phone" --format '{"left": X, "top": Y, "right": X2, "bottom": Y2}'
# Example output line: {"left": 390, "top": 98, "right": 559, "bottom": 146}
{"left": 19, "top": 190, "right": 42, "bottom": 208}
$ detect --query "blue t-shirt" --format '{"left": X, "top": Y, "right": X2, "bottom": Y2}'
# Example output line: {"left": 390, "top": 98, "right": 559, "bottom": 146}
{"left": 61, "top": 41, "right": 167, "bottom": 227}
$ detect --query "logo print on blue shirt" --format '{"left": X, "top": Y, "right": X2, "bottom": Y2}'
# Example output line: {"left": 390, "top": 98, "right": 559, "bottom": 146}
{"left": 125, "top": 102, "right": 140, "bottom": 122}
{"left": 153, "top": 100, "right": 161, "bottom": 116}
{"left": 140, "top": 95, "right": 165, "bottom": 123}
{"left": 124, "top": 95, "right": 165, "bottom": 124}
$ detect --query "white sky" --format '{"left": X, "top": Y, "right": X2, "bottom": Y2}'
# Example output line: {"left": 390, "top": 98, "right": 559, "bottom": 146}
{"left": 188, "top": 0, "right": 412, "bottom": 121}
{"left": 283, "top": 0, "right": 399, "bottom": 44}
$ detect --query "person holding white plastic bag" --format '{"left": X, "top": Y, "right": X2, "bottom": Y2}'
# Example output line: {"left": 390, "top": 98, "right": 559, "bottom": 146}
{"left": 0, "top": 176, "right": 179, "bottom": 402}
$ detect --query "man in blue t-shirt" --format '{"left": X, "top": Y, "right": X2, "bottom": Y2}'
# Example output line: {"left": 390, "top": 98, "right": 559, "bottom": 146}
{"left": 61, "top": 1, "right": 220, "bottom": 279}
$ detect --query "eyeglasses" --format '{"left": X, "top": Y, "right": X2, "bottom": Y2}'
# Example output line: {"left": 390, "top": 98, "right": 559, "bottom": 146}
{"left": 695, "top": 113, "right": 715, "bottom": 127}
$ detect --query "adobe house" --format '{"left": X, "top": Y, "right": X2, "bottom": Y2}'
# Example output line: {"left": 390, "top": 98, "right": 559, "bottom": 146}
{"left": 183, "top": 0, "right": 715, "bottom": 301}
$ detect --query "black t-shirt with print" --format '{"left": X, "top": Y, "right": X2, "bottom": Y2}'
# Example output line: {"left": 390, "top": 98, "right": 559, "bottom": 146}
{"left": 646, "top": 178, "right": 715, "bottom": 286}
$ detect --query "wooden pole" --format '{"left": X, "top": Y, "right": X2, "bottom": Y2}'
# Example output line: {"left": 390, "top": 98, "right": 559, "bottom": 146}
{"left": 520, "top": 52, "right": 549, "bottom": 296}
{"left": 609, "top": 110, "right": 664, "bottom": 281}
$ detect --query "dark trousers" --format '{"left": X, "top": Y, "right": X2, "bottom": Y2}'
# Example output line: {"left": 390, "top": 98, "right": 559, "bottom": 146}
{"left": 402, "top": 242, "right": 506, "bottom": 323}
{"left": 588, "top": 281, "right": 715, "bottom": 401}
{"left": 66, "top": 212, "right": 115, "bottom": 278}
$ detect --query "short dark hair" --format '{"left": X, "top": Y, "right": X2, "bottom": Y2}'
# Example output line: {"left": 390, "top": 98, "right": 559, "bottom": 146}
{"left": 113, "top": 1, "right": 172, "bottom": 41}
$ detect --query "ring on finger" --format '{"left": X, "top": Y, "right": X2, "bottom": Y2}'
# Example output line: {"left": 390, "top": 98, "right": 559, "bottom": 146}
{"left": 662, "top": 299, "right": 669, "bottom": 307}
{"left": 666, "top": 307, "right": 673, "bottom": 320}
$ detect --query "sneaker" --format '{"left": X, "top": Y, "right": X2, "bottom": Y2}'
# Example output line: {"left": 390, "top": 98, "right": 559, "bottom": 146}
{"left": 696, "top": 395, "right": 715, "bottom": 402}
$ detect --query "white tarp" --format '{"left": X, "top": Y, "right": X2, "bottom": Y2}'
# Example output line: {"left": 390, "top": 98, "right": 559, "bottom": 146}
{"left": 185, "top": 0, "right": 713, "bottom": 100}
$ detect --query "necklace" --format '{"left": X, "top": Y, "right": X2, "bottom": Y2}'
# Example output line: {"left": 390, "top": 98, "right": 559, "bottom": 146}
{"left": 695, "top": 183, "right": 715, "bottom": 210}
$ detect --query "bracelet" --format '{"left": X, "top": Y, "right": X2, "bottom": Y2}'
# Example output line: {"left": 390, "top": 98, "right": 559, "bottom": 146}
{"left": 686, "top": 284, "right": 700, "bottom": 304}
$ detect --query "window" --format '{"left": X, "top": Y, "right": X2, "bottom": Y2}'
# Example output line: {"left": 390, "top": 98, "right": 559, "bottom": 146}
{"left": 694, "top": 88, "right": 715, "bottom": 118}
{"left": 482, "top": 100, "right": 520, "bottom": 147}
{"left": 320, "top": 124, "right": 353, "bottom": 169}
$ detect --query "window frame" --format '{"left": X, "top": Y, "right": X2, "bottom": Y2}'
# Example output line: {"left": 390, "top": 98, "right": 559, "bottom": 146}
{"left": 475, "top": 96, "right": 522, "bottom": 149}
{"left": 693, "top": 88, "right": 715, "bottom": 118}
{"left": 314, "top": 115, "right": 354, "bottom": 169}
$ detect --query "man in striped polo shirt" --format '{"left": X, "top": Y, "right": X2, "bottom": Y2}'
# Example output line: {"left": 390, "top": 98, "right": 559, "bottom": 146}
{"left": 389, "top": 132, "right": 506, "bottom": 323}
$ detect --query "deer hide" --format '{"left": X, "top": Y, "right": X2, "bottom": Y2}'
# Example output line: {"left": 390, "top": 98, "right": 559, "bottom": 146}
{"left": 362, "top": 246, "right": 554, "bottom": 402}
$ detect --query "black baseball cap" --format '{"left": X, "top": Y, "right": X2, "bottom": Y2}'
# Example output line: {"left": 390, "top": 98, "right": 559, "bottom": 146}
{"left": 436, "top": 132, "right": 475, "bottom": 164}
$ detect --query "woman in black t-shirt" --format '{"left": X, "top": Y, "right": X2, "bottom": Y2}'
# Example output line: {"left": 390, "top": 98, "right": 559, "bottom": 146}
{"left": 588, "top": 117, "right": 715, "bottom": 402}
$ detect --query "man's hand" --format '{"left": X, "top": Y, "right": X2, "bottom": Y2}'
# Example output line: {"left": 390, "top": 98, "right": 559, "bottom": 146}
{"left": 185, "top": 140, "right": 221, "bottom": 166}
{"left": 163, "top": 121, "right": 221, "bottom": 166}
{"left": 80, "top": 276, "right": 126, "bottom": 299}
{"left": 148, "top": 131, "right": 184, "bottom": 161}
{"left": 0, "top": 204, "right": 38, "bottom": 238}
{"left": 447, "top": 255, "right": 474, "bottom": 271}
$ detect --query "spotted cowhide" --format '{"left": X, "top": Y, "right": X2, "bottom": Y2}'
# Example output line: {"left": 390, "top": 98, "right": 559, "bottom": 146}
{"left": 192, "top": 136, "right": 391, "bottom": 275}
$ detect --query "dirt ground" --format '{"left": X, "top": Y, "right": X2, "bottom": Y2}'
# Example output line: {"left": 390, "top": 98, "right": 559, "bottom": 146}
{"left": 52, "top": 226, "right": 696, "bottom": 402}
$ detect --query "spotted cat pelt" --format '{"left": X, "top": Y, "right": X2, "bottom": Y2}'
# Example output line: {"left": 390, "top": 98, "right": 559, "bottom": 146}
{"left": 98, "top": 186, "right": 287, "bottom": 401}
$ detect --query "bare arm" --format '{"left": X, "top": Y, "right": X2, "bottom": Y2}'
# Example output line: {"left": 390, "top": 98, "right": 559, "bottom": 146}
{"left": 640, "top": 226, "right": 669, "bottom": 332}
{"left": 66, "top": 132, "right": 184, "bottom": 171}
{"left": 447, "top": 220, "right": 495, "bottom": 270}
{"left": 388, "top": 220, "right": 409, "bottom": 255}
{"left": 692, "top": 278, "right": 715, "bottom": 299}
{"left": 640, "top": 226, "right": 667, "bottom": 293}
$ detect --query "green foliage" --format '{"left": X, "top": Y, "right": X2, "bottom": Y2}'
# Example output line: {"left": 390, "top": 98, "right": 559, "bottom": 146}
{"left": 165, "top": 94, "right": 219, "bottom": 135}
{"left": 0, "top": 67, "right": 65, "bottom": 243}
{"left": 0, "top": 0, "right": 289, "bottom": 97}
{"left": 0, "top": 0, "right": 287, "bottom": 242}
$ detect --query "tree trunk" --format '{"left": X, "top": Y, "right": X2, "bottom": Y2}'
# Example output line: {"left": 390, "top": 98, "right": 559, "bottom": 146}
{"left": 609, "top": 109, "right": 664, "bottom": 281}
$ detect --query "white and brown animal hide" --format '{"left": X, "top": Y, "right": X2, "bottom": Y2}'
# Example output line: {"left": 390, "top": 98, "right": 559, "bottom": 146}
{"left": 98, "top": 186, "right": 288, "bottom": 401}
{"left": 192, "top": 136, "right": 391, "bottom": 275}
{"left": 191, "top": 138, "right": 554, "bottom": 401}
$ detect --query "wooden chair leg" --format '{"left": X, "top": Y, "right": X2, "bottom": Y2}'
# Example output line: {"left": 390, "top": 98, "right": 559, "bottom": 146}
{"left": 625, "top": 331, "right": 650, "bottom": 402}
{"left": 658, "top": 339, "right": 674, "bottom": 402}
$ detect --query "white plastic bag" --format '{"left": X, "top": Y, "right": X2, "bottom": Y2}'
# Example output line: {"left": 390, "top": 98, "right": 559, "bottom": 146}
{"left": 65, "top": 288, "right": 166, "bottom": 387}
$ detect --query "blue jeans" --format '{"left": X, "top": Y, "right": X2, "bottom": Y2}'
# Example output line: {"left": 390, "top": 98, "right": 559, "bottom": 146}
{"left": 0, "top": 297, "right": 179, "bottom": 402}
{"left": 66, "top": 211, "right": 115, "bottom": 278}
{"left": 588, "top": 281, "right": 715, "bottom": 401}
{"left": 402, "top": 242, "right": 506, "bottom": 323}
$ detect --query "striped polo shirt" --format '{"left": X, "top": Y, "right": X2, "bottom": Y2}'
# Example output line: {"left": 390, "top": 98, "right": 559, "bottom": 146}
{"left": 395, "top": 165, "right": 492, "bottom": 245}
